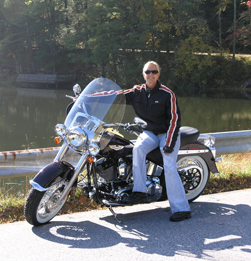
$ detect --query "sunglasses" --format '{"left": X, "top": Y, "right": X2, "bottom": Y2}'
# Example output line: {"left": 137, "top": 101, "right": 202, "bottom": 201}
{"left": 144, "top": 70, "right": 159, "bottom": 75}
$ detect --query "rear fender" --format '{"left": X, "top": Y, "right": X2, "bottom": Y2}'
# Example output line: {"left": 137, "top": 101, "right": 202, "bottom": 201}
{"left": 31, "top": 161, "right": 74, "bottom": 190}
{"left": 178, "top": 142, "right": 219, "bottom": 174}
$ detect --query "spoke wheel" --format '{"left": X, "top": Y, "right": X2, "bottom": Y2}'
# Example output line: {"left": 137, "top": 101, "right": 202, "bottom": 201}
{"left": 177, "top": 156, "right": 210, "bottom": 202}
{"left": 25, "top": 180, "right": 69, "bottom": 226}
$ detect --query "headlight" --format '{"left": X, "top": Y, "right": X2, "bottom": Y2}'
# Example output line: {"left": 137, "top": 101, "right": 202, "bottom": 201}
{"left": 67, "top": 127, "right": 87, "bottom": 149}
{"left": 55, "top": 124, "right": 67, "bottom": 136}
{"left": 89, "top": 142, "right": 100, "bottom": 156}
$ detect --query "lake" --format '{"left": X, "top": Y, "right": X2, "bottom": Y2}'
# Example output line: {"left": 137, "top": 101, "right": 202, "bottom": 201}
{"left": 1, "top": 85, "right": 251, "bottom": 152}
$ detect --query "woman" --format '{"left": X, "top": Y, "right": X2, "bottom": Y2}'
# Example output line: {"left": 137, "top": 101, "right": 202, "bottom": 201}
{"left": 124, "top": 61, "right": 191, "bottom": 222}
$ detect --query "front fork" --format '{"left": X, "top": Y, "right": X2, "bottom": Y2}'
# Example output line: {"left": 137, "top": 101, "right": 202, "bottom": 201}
{"left": 54, "top": 143, "right": 88, "bottom": 206}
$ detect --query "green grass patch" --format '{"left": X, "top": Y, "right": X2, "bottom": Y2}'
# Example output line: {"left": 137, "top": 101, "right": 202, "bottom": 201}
{"left": 0, "top": 195, "right": 26, "bottom": 223}
{"left": 204, "top": 153, "right": 251, "bottom": 194}
{"left": 0, "top": 188, "right": 100, "bottom": 224}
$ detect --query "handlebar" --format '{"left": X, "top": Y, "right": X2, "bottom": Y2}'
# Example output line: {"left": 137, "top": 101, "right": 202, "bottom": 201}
{"left": 102, "top": 123, "right": 123, "bottom": 128}
{"left": 103, "top": 123, "right": 143, "bottom": 134}
{"left": 66, "top": 95, "right": 78, "bottom": 101}
{"left": 127, "top": 125, "right": 143, "bottom": 133}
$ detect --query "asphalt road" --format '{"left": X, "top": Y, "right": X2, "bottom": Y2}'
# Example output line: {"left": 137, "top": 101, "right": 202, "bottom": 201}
{"left": 1, "top": 189, "right": 251, "bottom": 261}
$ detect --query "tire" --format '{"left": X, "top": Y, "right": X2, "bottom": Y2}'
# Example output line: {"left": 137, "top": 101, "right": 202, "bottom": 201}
{"left": 24, "top": 180, "right": 69, "bottom": 226}
{"left": 177, "top": 156, "right": 210, "bottom": 202}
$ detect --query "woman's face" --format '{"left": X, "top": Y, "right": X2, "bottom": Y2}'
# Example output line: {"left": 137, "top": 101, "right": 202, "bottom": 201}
{"left": 143, "top": 63, "right": 160, "bottom": 89}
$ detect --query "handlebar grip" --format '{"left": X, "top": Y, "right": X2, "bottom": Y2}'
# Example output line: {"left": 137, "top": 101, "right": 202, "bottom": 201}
{"left": 129, "top": 125, "right": 143, "bottom": 133}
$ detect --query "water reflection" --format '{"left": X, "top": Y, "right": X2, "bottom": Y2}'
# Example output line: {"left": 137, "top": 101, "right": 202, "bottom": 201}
{"left": 1, "top": 86, "right": 251, "bottom": 152}
{"left": 178, "top": 97, "right": 251, "bottom": 133}
{"left": 0, "top": 87, "right": 73, "bottom": 151}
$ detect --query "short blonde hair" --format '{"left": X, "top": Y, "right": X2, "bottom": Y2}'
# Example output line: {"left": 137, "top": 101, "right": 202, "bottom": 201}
{"left": 143, "top": 61, "right": 161, "bottom": 73}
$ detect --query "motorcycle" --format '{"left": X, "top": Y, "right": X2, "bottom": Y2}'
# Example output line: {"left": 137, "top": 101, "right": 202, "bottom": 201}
{"left": 24, "top": 78, "right": 220, "bottom": 226}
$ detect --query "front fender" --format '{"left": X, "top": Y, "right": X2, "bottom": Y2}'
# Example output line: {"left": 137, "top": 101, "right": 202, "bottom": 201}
{"left": 31, "top": 161, "right": 74, "bottom": 190}
{"left": 178, "top": 142, "right": 219, "bottom": 174}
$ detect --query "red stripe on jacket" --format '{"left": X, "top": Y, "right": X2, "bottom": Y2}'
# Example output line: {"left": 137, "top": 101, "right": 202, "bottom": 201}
{"left": 159, "top": 86, "right": 178, "bottom": 147}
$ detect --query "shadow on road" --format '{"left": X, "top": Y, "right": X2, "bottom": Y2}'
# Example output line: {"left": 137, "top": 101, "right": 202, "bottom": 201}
{"left": 32, "top": 200, "right": 251, "bottom": 258}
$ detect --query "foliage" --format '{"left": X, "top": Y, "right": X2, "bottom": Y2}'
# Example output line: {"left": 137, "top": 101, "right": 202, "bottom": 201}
{"left": 170, "top": 33, "right": 216, "bottom": 93}
{"left": 172, "top": 48, "right": 251, "bottom": 95}
{"left": 226, "top": 1, "right": 251, "bottom": 53}
{"left": 1, "top": 0, "right": 251, "bottom": 90}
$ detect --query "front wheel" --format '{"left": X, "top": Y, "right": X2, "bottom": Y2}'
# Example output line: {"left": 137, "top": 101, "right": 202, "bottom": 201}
{"left": 24, "top": 180, "right": 69, "bottom": 226}
{"left": 177, "top": 156, "right": 210, "bottom": 202}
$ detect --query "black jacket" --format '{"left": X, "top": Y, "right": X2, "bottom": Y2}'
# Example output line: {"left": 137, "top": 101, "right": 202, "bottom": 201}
{"left": 124, "top": 81, "right": 181, "bottom": 150}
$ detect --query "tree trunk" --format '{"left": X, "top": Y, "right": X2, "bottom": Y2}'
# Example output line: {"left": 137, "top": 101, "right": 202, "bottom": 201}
{"left": 25, "top": 17, "right": 36, "bottom": 72}
{"left": 233, "top": 0, "right": 236, "bottom": 62}
{"left": 101, "top": 60, "right": 105, "bottom": 77}
{"left": 218, "top": 0, "right": 222, "bottom": 48}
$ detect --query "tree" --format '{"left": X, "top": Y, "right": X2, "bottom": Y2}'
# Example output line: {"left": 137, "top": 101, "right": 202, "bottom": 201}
{"left": 0, "top": 0, "right": 30, "bottom": 73}
{"left": 25, "top": 0, "right": 70, "bottom": 73}
{"left": 226, "top": 0, "right": 251, "bottom": 53}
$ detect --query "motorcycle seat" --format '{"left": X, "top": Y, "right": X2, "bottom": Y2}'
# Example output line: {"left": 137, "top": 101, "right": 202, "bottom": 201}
{"left": 180, "top": 126, "right": 200, "bottom": 147}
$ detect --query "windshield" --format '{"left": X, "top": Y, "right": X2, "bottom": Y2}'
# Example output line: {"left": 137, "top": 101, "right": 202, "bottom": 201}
{"left": 65, "top": 78, "right": 126, "bottom": 129}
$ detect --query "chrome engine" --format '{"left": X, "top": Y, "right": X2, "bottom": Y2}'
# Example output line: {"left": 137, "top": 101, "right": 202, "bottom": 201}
{"left": 94, "top": 158, "right": 162, "bottom": 202}
{"left": 96, "top": 158, "right": 132, "bottom": 183}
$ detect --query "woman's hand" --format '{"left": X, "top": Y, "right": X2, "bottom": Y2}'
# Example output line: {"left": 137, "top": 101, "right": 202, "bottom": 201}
{"left": 163, "top": 146, "right": 173, "bottom": 154}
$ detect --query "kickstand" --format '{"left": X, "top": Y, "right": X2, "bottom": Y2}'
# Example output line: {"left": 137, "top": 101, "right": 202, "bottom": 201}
{"left": 109, "top": 205, "right": 122, "bottom": 224}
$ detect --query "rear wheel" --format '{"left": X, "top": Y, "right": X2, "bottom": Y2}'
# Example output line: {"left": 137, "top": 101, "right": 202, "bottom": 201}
{"left": 24, "top": 180, "right": 69, "bottom": 226}
{"left": 177, "top": 156, "right": 210, "bottom": 202}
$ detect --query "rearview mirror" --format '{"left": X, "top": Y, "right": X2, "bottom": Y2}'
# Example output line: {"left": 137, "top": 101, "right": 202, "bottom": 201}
{"left": 73, "top": 84, "right": 81, "bottom": 96}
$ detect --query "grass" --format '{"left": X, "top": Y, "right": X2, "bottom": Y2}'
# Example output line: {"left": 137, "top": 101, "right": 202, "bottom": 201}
{"left": 203, "top": 153, "right": 251, "bottom": 194}
{"left": 0, "top": 188, "right": 101, "bottom": 224}
{"left": 1, "top": 153, "right": 251, "bottom": 224}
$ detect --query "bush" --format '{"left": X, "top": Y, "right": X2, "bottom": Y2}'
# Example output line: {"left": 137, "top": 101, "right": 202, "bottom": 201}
{"left": 169, "top": 35, "right": 251, "bottom": 96}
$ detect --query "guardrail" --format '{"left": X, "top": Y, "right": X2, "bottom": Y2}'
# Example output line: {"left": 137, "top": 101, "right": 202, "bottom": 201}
{"left": 1, "top": 130, "right": 251, "bottom": 179}
{"left": 0, "top": 147, "right": 81, "bottom": 179}
{"left": 204, "top": 130, "right": 251, "bottom": 155}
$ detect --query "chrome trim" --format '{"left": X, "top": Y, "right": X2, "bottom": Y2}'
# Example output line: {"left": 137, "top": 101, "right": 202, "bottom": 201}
{"left": 55, "top": 124, "right": 67, "bottom": 136}
{"left": 215, "top": 157, "right": 222, "bottom": 163}
{"left": 209, "top": 147, "right": 217, "bottom": 158}
{"left": 178, "top": 149, "right": 209, "bottom": 155}
{"left": 178, "top": 165, "right": 203, "bottom": 174}
{"left": 117, "top": 186, "right": 133, "bottom": 197}
{"left": 199, "top": 134, "right": 215, "bottom": 147}
{"left": 54, "top": 143, "right": 69, "bottom": 162}
{"left": 29, "top": 180, "right": 48, "bottom": 192}
{"left": 89, "top": 142, "right": 100, "bottom": 156}
{"left": 109, "top": 145, "right": 124, "bottom": 150}
{"left": 73, "top": 83, "right": 81, "bottom": 96}
{"left": 56, "top": 152, "right": 88, "bottom": 205}
{"left": 67, "top": 126, "right": 87, "bottom": 148}
{"left": 61, "top": 135, "right": 83, "bottom": 153}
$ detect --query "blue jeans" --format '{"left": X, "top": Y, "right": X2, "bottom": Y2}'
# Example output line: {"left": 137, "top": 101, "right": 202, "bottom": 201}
{"left": 132, "top": 130, "right": 191, "bottom": 213}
